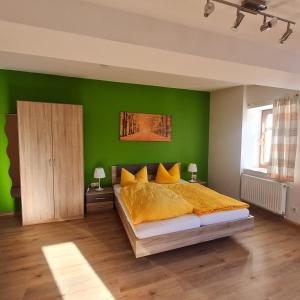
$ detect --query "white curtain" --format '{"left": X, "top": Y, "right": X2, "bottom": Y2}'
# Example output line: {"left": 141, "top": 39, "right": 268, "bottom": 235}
{"left": 268, "top": 95, "right": 298, "bottom": 182}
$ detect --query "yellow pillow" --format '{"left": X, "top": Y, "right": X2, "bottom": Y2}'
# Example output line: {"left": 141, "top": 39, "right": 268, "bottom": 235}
{"left": 120, "top": 182, "right": 193, "bottom": 224}
{"left": 155, "top": 163, "right": 180, "bottom": 184}
{"left": 120, "top": 166, "right": 148, "bottom": 187}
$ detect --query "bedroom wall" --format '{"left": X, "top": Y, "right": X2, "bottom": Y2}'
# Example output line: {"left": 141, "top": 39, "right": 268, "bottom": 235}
{"left": 246, "top": 85, "right": 297, "bottom": 106}
{"left": 245, "top": 85, "right": 300, "bottom": 225}
{"left": 0, "top": 69, "right": 210, "bottom": 213}
{"left": 209, "top": 84, "right": 300, "bottom": 225}
{"left": 208, "top": 86, "right": 245, "bottom": 199}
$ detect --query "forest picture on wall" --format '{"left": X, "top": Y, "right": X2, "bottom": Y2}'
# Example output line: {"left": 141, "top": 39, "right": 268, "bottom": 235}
{"left": 120, "top": 112, "right": 172, "bottom": 142}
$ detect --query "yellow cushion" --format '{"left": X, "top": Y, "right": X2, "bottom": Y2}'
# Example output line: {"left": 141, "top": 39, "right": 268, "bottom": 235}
{"left": 155, "top": 163, "right": 180, "bottom": 184}
{"left": 120, "top": 182, "right": 193, "bottom": 224}
{"left": 120, "top": 166, "right": 148, "bottom": 187}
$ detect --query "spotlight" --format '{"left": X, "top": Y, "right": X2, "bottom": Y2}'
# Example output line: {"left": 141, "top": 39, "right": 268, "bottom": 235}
{"left": 204, "top": 0, "right": 215, "bottom": 18}
{"left": 280, "top": 23, "right": 293, "bottom": 44}
{"left": 232, "top": 10, "right": 245, "bottom": 30}
{"left": 260, "top": 16, "right": 278, "bottom": 32}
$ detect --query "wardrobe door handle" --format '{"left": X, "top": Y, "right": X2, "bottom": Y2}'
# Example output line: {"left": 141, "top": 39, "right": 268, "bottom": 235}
{"left": 49, "top": 158, "right": 52, "bottom": 166}
{"left": 53, "top": 158, "right": 56, "bottom": 166}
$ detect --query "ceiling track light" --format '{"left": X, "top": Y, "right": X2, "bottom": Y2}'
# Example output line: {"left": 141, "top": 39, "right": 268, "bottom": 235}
{"left": 280, "top": 23, "right": 293, "bottom": 44}
{"left": 204, "top": 0, "right": 296, "bottom": 44}
{"left": 204, "top": 0, "right": 215, "bottom": 18}
{"left": 260, "top": 16, "right": 278, "bottom": 32}
{"left": 232, "top": 9, "right": 245, "bottom": 30}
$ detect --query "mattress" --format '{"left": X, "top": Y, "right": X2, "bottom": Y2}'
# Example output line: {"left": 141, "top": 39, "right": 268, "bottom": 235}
{"left": 113, "top": 183, "right": 250, "bottom": 239}
{"left": 198, "top": 208, "right": 249, "bottom": 225}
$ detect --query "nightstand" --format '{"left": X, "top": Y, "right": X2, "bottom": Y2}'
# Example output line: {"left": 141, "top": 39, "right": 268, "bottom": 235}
{"left": 188, "top": 180, "right": 207, "bottom": 186}
{"left": 85, "top": 187, "right": 114, "bottom": 214}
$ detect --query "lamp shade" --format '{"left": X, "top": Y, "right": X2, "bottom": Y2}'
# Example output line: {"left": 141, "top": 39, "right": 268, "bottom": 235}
{"left": 94, "top": 167, "right": 105, "bottom": 179}
{"left": 188, "top": 163, "right": 197, "bottom": 173}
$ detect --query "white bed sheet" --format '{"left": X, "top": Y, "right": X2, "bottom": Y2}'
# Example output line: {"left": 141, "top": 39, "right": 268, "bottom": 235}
{"left": 113, "top": 183, "right": 249, "bottom": 239}
{"left": 199, "top": 209, "right": 249, "bottom": 225}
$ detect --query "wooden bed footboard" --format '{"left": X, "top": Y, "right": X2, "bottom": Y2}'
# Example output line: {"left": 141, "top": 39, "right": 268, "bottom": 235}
{"left": 115, "top": 198, "right": 254, "bottom": 258}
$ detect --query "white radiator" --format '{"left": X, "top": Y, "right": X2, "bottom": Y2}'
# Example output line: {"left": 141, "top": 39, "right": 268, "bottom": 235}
{"left": 241, "top": 173, "right": 287, "bottom": 215}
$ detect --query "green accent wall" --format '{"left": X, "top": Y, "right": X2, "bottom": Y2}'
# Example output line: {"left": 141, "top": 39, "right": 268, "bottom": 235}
{"left": 0, "top": 69, "right": 210, "bottom": 213}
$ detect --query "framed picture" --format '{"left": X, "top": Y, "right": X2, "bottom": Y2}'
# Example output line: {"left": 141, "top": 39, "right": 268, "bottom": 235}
{"left": 120, "top": 112, "right": 172, "bottom": 142}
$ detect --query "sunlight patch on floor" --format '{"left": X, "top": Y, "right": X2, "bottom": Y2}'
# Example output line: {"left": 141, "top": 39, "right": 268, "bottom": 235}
{"left": 42, "top": 242, "right": 115, "bottom": 300}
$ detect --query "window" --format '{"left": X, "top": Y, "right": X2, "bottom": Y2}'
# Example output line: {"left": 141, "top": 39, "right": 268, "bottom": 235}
{"left": 243, "top": 104, "right": 273, "bottom": 171}
{"left": 259, "top": 109, "right": 273, "bottom": 168}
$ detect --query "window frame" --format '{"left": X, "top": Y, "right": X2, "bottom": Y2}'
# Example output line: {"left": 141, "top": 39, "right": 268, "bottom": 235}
{"left": 259, "top": 108, "right": 273, "bottom": 168}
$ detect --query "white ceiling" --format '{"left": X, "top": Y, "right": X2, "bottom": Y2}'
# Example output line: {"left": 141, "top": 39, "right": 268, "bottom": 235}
{"left": 0, "top": 0, "right": 299, "bottom": 91}
{"left": 0, "top": 51, "right": 237, "bottom": 91}
{"left": 82, "top": 0, "right": 300, "bottom": 52}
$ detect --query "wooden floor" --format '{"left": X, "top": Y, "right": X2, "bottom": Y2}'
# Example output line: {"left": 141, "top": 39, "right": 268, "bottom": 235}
{"left": 1, "top": 208, "right": 300, "bottom": 300}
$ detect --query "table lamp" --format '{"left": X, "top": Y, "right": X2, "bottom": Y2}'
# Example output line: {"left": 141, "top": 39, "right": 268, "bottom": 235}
{"left": 188, "top": 163, "right": 198, "bottom": 182}
{"left": 94, "top": 167, "right": 105, "bottom": 191}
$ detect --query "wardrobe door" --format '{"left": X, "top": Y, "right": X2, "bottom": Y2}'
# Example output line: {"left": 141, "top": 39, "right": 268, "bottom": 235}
{"left": 18, "top": 101, "right": 54, "bottom": 225}
{"left": 52, "top": 104, "right": 84, "bottom": 220}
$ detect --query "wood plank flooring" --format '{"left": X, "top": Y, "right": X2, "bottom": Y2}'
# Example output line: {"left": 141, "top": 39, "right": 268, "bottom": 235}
{"left": 1, "top": 207, "right": 300, "bottom": 300}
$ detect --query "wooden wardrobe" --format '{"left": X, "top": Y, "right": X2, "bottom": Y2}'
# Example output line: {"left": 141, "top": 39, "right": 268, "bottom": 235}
{"left": 18, "top": 101, "right": 84, "bottom": 225}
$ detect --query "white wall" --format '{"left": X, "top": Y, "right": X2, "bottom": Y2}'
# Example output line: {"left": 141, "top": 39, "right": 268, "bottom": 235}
{"left": 208, "top": 86, "right": 245, "bottom": 199}
{"left": 288, "top": 116, "right": 300, "bottom": 224}
{"left": 246, "top": 86, "right": 300, "bottom": 224}
{"left": 208, "top": 85, "right": 300, "bottom": 225}
{"left": 246, "top": 86, "right": 296, "bottom": 106}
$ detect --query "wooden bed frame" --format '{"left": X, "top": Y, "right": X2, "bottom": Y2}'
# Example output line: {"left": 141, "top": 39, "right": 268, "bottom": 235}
{"left": 112, "top": 163, "right": 254, "bottom": 258}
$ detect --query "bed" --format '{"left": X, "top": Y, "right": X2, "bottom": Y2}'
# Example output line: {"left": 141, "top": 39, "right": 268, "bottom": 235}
{"left": 112, "top": 163, "right": 254, "bottom": 258}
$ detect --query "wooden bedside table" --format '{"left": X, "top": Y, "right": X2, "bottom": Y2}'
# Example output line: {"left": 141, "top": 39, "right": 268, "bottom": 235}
{"left": 188, "top": 180, "right": 207, "bottom": 186}
{"left": 85, "top": 187, "right": 114, "bottom": 214}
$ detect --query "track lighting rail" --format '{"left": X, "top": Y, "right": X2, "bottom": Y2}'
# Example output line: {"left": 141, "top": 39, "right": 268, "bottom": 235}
{"left": 212, "top": 0, "right": 295, "bottom": 25}
{"left": 204, "top": 0, "right": 296, "bottom": 43}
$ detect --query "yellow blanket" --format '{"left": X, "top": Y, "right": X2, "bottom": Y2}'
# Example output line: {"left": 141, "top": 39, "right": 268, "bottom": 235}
{"left": 120, "top": 182, "right": 249, "bottom": 224}
{"left": 120, "top": 182, "right": 193, "bottom": 224}
{"left": 163, "top": 183, "right": 249, "bottom": 215}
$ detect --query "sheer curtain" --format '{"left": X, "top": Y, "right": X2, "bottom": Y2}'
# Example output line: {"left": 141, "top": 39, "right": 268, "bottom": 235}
{"left": 268, "top": 95, "right": 298, "bottom": 182}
